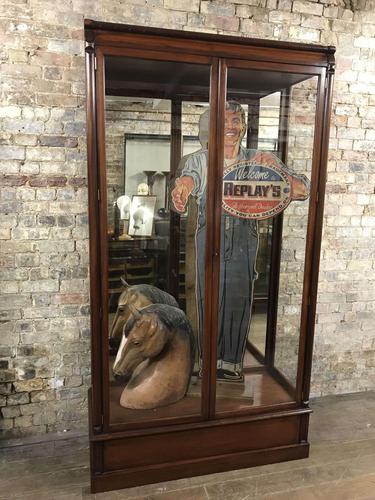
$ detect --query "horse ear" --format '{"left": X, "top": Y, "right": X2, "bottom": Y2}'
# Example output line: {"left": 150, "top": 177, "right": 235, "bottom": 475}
{"left": 127, "top": 303, "right": 142, "bottom": 320}
{"left": 128, "top": 291, "right": 137, "bottom": 304}
{"left": 120, "top": 276, "right": 129, "bottom": 288}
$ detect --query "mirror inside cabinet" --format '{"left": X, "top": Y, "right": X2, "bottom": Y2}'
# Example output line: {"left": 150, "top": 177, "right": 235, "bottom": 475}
{"left": 104, "top": 56, "right": 211, "bottom": 425}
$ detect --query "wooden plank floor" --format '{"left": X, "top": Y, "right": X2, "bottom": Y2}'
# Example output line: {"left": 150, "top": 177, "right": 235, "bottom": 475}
{"left": 2, "top": 392, "right": 375, "bottom": 498}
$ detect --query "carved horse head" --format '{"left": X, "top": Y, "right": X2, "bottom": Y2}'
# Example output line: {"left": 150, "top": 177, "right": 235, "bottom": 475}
{"left": 109, "top": 279, "right": 178, "bottom": 344}
{"left": 112, "top": 304, "right": 172, "bottom": 381}
{"left": 112, "top": 304, "right": 195, "bottom": 404}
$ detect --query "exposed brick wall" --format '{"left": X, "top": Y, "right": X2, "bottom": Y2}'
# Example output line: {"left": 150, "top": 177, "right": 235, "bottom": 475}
{"left": 1, "top": 0, "right": 375, "bottom": 438}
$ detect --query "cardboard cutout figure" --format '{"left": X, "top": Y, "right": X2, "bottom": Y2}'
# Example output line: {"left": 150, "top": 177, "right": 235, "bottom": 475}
{"left": 171, "top": 102, "right": 310, "bottom": 382}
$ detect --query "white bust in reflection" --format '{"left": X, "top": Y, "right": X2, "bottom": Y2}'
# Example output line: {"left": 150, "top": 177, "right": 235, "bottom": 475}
{"left": 137, "top": 183, "right": 149, "bottom": 196}
{"left": 116, "top": 195, "right": 132, "bottom": 240}
{"left": 116, "top": 195, "right": 131, "bottom": 220}
{"left": 132, "top": 206, "right": 146, "bottom": 231}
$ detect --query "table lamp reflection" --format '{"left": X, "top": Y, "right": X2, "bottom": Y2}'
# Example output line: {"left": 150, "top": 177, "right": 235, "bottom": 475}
{"left": 116, "top": 195, "right": 132, "bottom": 240}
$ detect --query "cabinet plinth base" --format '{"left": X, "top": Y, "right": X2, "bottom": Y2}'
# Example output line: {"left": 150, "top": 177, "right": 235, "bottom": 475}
{"left": 90, "top": 411, "right": 310, "bottom": 493}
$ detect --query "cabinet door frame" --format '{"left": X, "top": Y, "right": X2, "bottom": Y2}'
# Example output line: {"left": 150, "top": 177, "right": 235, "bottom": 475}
{"left": 90, "top": 45, "right": 217, "bottom": 433}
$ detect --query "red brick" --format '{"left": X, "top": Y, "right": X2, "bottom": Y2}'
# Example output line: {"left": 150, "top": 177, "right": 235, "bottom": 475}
{"left": 52, "top": 293, "right": 89, "bottom": 305}
{"left": 1, "top": 175, "right": 27, "bottom": 186}
{"left": 47, "top": 176, "right": 67, "bottom": 187}
{"left": 28, "top": 176, "right": 67, "bottom": 187}
{"left": 69, "top": 177, "right": 86, "bottom": 187}
{"left": 28, "top": 176, "right": 48, "bottom": 187}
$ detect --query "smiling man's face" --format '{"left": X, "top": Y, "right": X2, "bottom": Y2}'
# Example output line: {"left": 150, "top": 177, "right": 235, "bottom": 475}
{"left": 224, "top": 110, "right": 245, "bottom": 148}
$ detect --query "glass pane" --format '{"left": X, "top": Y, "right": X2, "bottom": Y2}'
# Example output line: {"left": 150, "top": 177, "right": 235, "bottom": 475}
{"left": 248, "top": 92, "right": 281, "bottom": 357}
{"left": 104, "top": 56, "right": 210, "bottom": 425}
{"left": 215, "top": 67, "right": 317, "bottom": 413}
{"left": 274, "top": 77, "right": 318, "bottom": 387}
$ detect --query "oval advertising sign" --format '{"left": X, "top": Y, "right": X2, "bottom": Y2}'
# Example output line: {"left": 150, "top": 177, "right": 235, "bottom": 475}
{"left": 222, "top": 159, "right": 292, "bottom": 220}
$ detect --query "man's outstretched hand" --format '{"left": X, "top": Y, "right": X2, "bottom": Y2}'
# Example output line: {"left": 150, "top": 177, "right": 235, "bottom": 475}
{"left": 251, "top": 151, "right": 308, "bottom": 200}
{"left": 171, "top": 176, "right": 194, "bottom": 213}
{"left": 250, "top": 151, "right": 279, "bottom": 169}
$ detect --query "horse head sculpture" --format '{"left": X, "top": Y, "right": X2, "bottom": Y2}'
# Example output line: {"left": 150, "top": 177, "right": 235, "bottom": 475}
{"left": 109, "top": 279, "right": 179, "bottom": 349}
{"left": 113, "top": 303, "right": 195, "bottom": 410}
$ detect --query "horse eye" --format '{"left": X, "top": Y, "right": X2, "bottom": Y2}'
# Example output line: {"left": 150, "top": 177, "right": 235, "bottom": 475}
{"left": 133, "top": 341, "right": 140, "bottom": 346}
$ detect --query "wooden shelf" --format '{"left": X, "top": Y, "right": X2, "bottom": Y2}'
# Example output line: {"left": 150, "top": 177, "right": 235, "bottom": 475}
{"left": 109, "top": 365, "right": 293, "bottom": 426}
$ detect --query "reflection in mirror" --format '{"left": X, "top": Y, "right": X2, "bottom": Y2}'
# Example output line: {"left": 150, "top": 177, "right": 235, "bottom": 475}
{"left": 103, "top": 56, "right": 211, "bottom": 424}
{"left": 123, "top": 134, "right": 200, "bottom": 214}
{"left": 106, "top": 97, "right": 207, "bottom": 421}
{"left": 246, "top": 92, "right": 281, "bottom": 359}
{"left": 247, "top": 219, "right": 272, "bottom": 356}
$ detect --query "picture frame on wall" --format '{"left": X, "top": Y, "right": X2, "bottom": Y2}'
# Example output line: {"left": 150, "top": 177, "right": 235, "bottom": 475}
{"left": 124, "top": 134, "right": 201, "bottom": 212}
{"left": 128, "top": 195, "right": 157, "bottom": 237}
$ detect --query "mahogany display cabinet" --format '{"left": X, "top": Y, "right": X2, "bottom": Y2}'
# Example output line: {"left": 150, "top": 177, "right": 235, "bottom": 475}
{"left": 85, "top": 20, "right": 335, "bottom": 493}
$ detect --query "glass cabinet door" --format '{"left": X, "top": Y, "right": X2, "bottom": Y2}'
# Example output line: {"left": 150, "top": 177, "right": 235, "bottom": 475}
{"left": 214, "top": 65, "right": 319, "bottom": 414}
{"left": 100, "top": 55, "right": 212, "bottom": 427}
{"left": 95, "top": 49, "right": 325, "bottom": 427}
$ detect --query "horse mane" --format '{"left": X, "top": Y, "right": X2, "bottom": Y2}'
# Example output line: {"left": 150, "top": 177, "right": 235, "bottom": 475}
{"left": 125, "top": 284, "right": 178, "bottom": 308}
{"left": 124, "top": 304, "right": 196, "bottom": 373}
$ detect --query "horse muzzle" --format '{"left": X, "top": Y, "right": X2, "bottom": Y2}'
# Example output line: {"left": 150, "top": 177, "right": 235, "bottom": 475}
{"left": 113, "top": 370, "right": 132, "bottom": 383}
